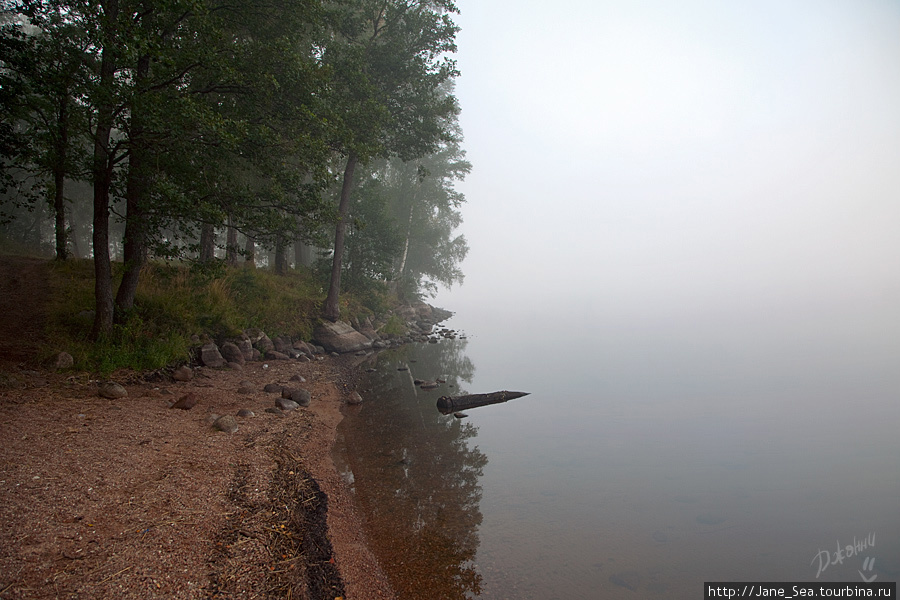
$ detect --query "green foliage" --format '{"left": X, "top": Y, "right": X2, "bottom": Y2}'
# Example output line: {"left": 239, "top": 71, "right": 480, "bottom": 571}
{"left": 43, "top": 259, "right": 326, "bottom": 374}
{"left": 3, "top": 0, "right": 470, "bottom": 332}
{"left": 380, "top": 314, "right": 408, "bottom": 337}
{"left": 89, "top": 322, "right": 192, "bottom": 376}
{"left": 343, "top": 177, "right": 403, "bottom": 291}
{"left": 349, "top": 104, "right": 470, "bottom": 300}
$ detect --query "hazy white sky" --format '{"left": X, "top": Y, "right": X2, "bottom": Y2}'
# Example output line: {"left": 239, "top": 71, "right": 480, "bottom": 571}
{"left": 435, "top": 0, "right": 900, "bottom": 333}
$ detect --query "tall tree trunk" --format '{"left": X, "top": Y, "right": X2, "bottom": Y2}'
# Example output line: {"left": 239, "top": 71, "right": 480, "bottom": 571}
{"left": 323, "top": 152, "right": 358, "bottom": 322}
{"left": 294, "top": 239, "right": 303, "bottom": 269}
{"left": 293, "top": 216, "right": 305, "bottom": 268}
{"left": 394, "top": 200, "right": 415, "bottom": 292}
{"left": 274, "top": 238, "right": 287, "bottom": 275}
{"left": 115, "top": 53, "right": 151, "bottom": 322}
{"left": 91, "top": 0, "right": 119, "bottom": 339}
{"left": 70, "top": 216, "right": 81, "bottom": 258}
{"left": 225, "top": 214, "right": 238, "bottom": 266}
{"left": 391, "top": 167, "right": 419, "bottom": 296}
{"left": 53, "top": 90, "right": 69, "bottom": 261}
{"left": 244, "top": 235, "right": 255, "bottom": 267}
{"left": 199, "top": 223, "right": 215, "bottom": 262}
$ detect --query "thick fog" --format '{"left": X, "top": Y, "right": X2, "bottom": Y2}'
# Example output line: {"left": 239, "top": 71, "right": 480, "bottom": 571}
{"left": 436, "top": 0, "right": 900, "bottom": 352}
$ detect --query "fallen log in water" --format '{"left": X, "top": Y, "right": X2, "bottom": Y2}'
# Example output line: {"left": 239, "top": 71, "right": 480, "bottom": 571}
{"left": 436, "top": 391, "right": 530, "bottom": 415}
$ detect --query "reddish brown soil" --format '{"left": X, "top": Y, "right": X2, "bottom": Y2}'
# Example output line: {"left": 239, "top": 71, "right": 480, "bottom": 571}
{"left": 0, "top": 256, "right": 396, "bottom": 600}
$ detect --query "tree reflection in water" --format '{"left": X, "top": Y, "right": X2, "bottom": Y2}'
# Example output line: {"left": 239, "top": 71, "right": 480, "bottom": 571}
{"left": 335, "top": 339, "right": 486, "bottom": 599}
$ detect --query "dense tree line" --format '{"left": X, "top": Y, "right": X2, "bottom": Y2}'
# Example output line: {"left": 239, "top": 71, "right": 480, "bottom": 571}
{"left": 0, "top": 0, "right": 468, "bottom": 337}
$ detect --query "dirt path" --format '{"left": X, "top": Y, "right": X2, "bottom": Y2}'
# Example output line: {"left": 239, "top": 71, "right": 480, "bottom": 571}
{"left": 0, "top": 357, "right": 396, "bottom": 600}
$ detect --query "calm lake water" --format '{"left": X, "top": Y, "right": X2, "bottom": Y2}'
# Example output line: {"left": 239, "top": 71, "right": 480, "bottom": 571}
{"left": 333, "top": 310, "right": 900, "bottom": 599}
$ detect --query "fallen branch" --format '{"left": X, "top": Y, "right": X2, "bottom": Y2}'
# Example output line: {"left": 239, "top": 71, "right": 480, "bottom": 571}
{"left": 436, "top": 391, "right": 530, "bottom": 414}
{"left": 99, "top": 566, "right": 132, "bottom": 584}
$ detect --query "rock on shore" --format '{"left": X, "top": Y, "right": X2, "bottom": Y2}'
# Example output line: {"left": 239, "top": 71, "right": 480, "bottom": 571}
{"left": 192, "top": 302, "right": 452, "bottom": 370}
{"left": 314, "top": 321, "right": 373, "bottom": 354}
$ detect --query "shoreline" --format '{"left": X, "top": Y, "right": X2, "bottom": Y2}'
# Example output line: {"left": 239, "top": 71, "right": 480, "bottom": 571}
{"left": 298, "top": 354, "right": 397, "bottom": 599}
{"left": 0, "top": 354, "right": 395, "bottom": 599}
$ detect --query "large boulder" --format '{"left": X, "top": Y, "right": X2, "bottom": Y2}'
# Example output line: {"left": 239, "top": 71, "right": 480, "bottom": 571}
{"left": 273, "top": 336, "right": 292, "bottom": 354}
{"left": 395, "top": 305, "right": 418, "bottom": 321}
{"left": 358, "top": 316, "right": 380, "bottom": 341}
{"left": 219, "top": 342, "right": 245, "bottom": 365}
{"left": 313, "top": 321, "right": 373, "bottom": 354}
{"left": 170, "top": 392, "right": 198, "bottom": 410}
{"left": 282, "top": 387, "right": 311, "bottom": 407}
{"left": 431, "top": 306, "right": 454, "bottom": 322}
{"left": 172, "top": 365, "right": 193, "bottom": 382}
{"left": 237, "top": 339, "right": 254, "bottom": 362}
{"left": 292, "top": 340, "right": 316, "bottom": 356}
{"left": 275, "top": 398, "right": 300, "bottom": 412}
{"left": 53, "top": 351, "right": 74, "bottom": 370}
{"left": 213, "top": 415, "right": 239, "bottom": 433}
{"left": 98, "top": 381, "right": 127, "bottom": 399}
{"left": 412, "top": 301, "right": 434, "bottom": 321}
{"left": 200, "top": 342, "right": 227, "bottom": 368}
{"left": 254, "top": 333, "right": 275, "bottom": 355}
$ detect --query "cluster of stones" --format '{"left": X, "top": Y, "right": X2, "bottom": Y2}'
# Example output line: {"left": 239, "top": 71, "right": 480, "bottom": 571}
{"left": 198, "top": 377, "right": 314, "bottom": 434}
{"left": 169, "top": 375, "right": 315, "bottom": 432}
{"left": 196, "top": 326, "right": 326, "bottom": 370}
{"left": 194, "top": 302, "right": 454, "bottom": 369}
{"left": 54, "top": 302, "right": 455, "bottom": 374}
{"left": 90, "top": 301, "right": 455, "bottom": 435}
{"left": 97, "top": 366, "right": 321, "bottom": 435}
{"left": 425, "top": 326, "right": 463, "bottom": 344}
{"left": 202, "top": 375, "right": 312, "bottom": 433}
{"left": 362, "top": 301, "right": 457, "bottom": 349}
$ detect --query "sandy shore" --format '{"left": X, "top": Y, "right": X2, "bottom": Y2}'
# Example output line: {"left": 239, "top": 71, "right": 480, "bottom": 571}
{"left": 0, "top": 355, "right": 395, "bottom": 600}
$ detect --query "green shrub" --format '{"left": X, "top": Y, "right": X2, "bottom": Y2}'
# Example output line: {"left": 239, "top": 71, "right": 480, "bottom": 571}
{"left": 381, "top": 314, "right": 408, "bottom": 336}
{"left": 40, "top": 259, "right": 393, "bottom": 374}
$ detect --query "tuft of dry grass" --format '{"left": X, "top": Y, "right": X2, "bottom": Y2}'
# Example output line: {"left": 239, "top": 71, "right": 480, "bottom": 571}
{"left": 265, "top": 446, "right": 345, "bottom": 600}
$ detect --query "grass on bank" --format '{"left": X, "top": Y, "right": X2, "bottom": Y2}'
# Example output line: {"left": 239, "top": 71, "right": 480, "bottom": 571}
{"left": 43, "top": 259, "right": 383, "bottom": 375}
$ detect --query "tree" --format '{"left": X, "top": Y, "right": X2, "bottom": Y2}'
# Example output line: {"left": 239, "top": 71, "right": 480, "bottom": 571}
{"left": 321, "top": 0, "right": 462, "bottom": 321}
{"left": 88, "top": 0, "right": 121, "bottom": 338}
{"left": 2, "top": 0, "right": 471, "bottom": 339}
{"left": 342, "top": 167, "right": 404, "bottom": 295}
{"left": 158, "top": 0, "right": 335, "bottom": 275}
{"left": 384, "top": 103, "right": 469, "bottom": 298}
{"left": 0, "top": 4, "right": 89, "bottom": 260}
{"left": 341, "top": 83, "right": 469, "bottom": 302}
{"left": 85, "top": 0, "right": 334, "bottom": 329}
